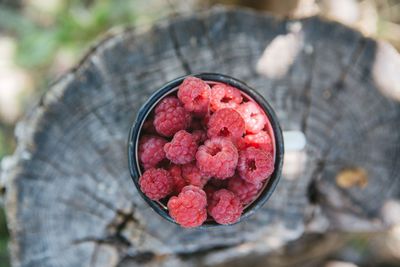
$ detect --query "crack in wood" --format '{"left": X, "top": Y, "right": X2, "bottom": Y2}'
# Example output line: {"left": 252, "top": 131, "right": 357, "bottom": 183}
{"left": 300, "top": 49, "right": 316, "bottom": 133}
{"left": 332, "top": 38, "right": 367, "bottom": 92}
{"left": 89, "top": 243, "right": 100, "bottom": 267}
{"left": 307, "top": 160, "right": 326, "bottom": 204}
{"left": 168, "top": 23, "right": 192, "bottom": 74}
{"left": 73, "top": 210, "right": 136, "bottom": 248}
{"left": 77, "top": 186, "right": 119, "bottom": 212}
{"left": 199, "top": 15, "right": 225, "bottom": 70}
{"left": 90, "top": 54, "right": 133, "bottom": 112}
{"left": 117, "top": 251, "right": 157, "bottom": 266}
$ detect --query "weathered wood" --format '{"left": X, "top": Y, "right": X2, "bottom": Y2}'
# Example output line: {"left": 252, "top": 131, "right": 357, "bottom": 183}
{"left": 1, "top": 6, "right": 400, "bottom": 267}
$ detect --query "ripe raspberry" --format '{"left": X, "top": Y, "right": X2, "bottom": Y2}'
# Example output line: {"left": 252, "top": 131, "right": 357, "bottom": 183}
{"left": 196, "top": 137, "right": 238, "bottom": 179}
{"left": 202, "top": 112, "right": 211, "bottom": 127}
{"left": 169, "top": 165, "right": 187, "bottom": 194}
{"left": 237, "top": 147, "right": 274, "bottom": 184}
{"left": 164, "top": 130, "right": 197, "bottom": 164}
{"left": 178, "top": 77, "right": 211, "bottom": 115}
{"left": 139, "top": 135, "right": 167, "bottom": 170}
{"left": 167, "top": 185, "right": 207, "bottom": 228}
{"left": 207, "top": 108, "right": 245, "bottom": 143}
{"left": 181, "top": 163, "right": 210, "bottom": 188}
{"left": 208, "top": 189, "right": 243, "bottom": 225}
{"left": 192, "top": 129, "right": 207, "bottom": 144}
{"left": 228, "top": 175, "right": 262, "bottom": 205}
{"left": 154, "top": 96, "right": 181, "bottom": 114}
{"left": 210, "top": 84, "right": 243, "bottom": 112}
{"left": 153, "top": 96, "right": 191, "bottom": 137}
{"left": 240, "top": 131, "right": 273, "bottom": 152}
{"left": 237, "top": 102, "right": 267, "bottom": 134}
{"left": 139, "top": 168, "right": 173, "bottom": 200}
{"left": 204, "top": 178, "right": 228, "bottom": 204}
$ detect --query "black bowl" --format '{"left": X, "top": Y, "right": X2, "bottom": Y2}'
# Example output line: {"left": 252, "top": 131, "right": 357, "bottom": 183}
{"left": 128, "top": 73, "right": 284, "bottom": 227}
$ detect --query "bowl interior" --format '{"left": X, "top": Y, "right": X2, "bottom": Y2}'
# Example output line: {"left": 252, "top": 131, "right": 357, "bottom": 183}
{"left": 128, "top": 73, "right": 284, "bottom": 227}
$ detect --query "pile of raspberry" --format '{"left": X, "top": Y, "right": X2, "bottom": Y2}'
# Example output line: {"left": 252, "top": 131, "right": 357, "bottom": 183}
{"left": 138, "top": 76, "right": 275, "bottom": 228}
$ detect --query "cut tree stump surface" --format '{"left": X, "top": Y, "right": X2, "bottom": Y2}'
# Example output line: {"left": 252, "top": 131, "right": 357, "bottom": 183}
{"left": 1, "top": 7, "right": 400, "bottom": 267}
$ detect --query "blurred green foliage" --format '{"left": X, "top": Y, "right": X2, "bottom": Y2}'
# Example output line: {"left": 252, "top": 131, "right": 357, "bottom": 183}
{"left": 0, "top": 126, "right": 14, "bottom": 161}
{"left": 0, "top": 0, "right": 142, "bottom": 70}
{"left": 0, "top": 208, "right": 9, "bottom": 267}
{"left": 0, "top": 130, "right": 5, "bottom": 160}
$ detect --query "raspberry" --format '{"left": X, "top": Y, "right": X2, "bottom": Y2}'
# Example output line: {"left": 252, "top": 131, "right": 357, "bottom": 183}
{"left": 204, "top": 178, "right": 228, "bottom": 204}
{"left": 237, "top": 147, "right": 274, "bottom": 184}
{"left": 167, "top": 185, "right": 207, "bottom": 228}
{"left": 240, "top": 131, "right": 273, "bottom": 152}
{"left": 208, "top": 189, "right": 243, "bottom": 225}
{"left": 169, "top": 165, "right": 187, "bottom": 194}
{"left": 196, "top": 137, "right": 238, "bottom": 179}
{"left": 164, "top": 130, "right": 197, "bottom": 164}
{"left": 202, "top": 112, "right": 211, "bottom": 126}
{"left": 228, "top": 175, "right": 262, "bottom": 205}
{"left": 192, "top": 129, "right": 207, "bottom": 144}
{"left": 139, "top": 135, "right": 167, "bottom": 170}
{"left": 153, "top": 96, "right": 191, "bottom": 137}
{"left": 207, "top": 108, "right": 245, "bottom": 143}
{"left": 178, "top": 77, "right": 211, "bottom": 115}
{"left": 139, "top": 168, "right": 173, "bottom": 200}
{"left": 181, "top": 163, "right": 210, "bottom": 188}
{"left": 237, "top": 102, "right": 267, "bottom": 134}
{"left": 154, "top": 96, "right": 181, "bottom": 114}
{"left": 210, "top": 84, "right": 243, "bottom": 112}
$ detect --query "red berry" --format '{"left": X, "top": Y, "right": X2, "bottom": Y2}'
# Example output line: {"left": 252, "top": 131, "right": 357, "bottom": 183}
{"left": 169, "top": 165, "right": 187, "bottom": 194}
{"left": 237, "top": 102, "right": 267, "bottom": 134}
{"left": 139, "top": 168, "right": 173, "bottom": 200}
{"left": 192, "top": 129, "right": 207, "bottom": 144}
{"left": 240, "top": 131, "right": 273, "bottom": 152}
{"left": 178, "top": 77, "right": 211, "bottom": 115}
{"left": 164, "top": 130, "right": 198, "bottom": 164}
{"left": 208, "top": 189, "right": 243, "bottom": 225}
{"left": 153, "top": 96, "right": 191, "bottom": 137}
{"left": 202, "top": 112, "right": 211, "bottom": 127}
{"left": 228, "top": 175, "right": 262, "bottom": 205}
{"left": 237, "top": 147, "right": 274, "bottom": 184}
{"left": 196, "top": 137, "right": 238, "bottom": 179}
{"left": 139, "top": 135, "right": 167, "bottom": 170}
{"left": 154, "top": 96, "right": 181, "bottom": 113}
{"left": 210, "top": 83, "right": 242, "bottom": 112}
{"left": 167, "top": 185, "right": 207, "bottom": 228}
{"left": 181, "top": 163, "right": 210, "bottom": 188}
{"left": 207, "top": 108, "right": 245, "bottom": 143}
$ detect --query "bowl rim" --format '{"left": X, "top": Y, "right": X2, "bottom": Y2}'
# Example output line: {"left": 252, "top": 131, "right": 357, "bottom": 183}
{"left": 128, "top": 73, "right": 284, "bottom": 228}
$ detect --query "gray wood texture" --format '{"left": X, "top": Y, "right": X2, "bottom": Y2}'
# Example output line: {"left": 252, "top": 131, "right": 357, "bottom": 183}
{"left": 1, "top": 7, "right": 400, "bottom": 267}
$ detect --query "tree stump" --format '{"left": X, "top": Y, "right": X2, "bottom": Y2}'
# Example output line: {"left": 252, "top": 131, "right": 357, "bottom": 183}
{"left": 1, "top": 7, "right": 400, "bottom": 267}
